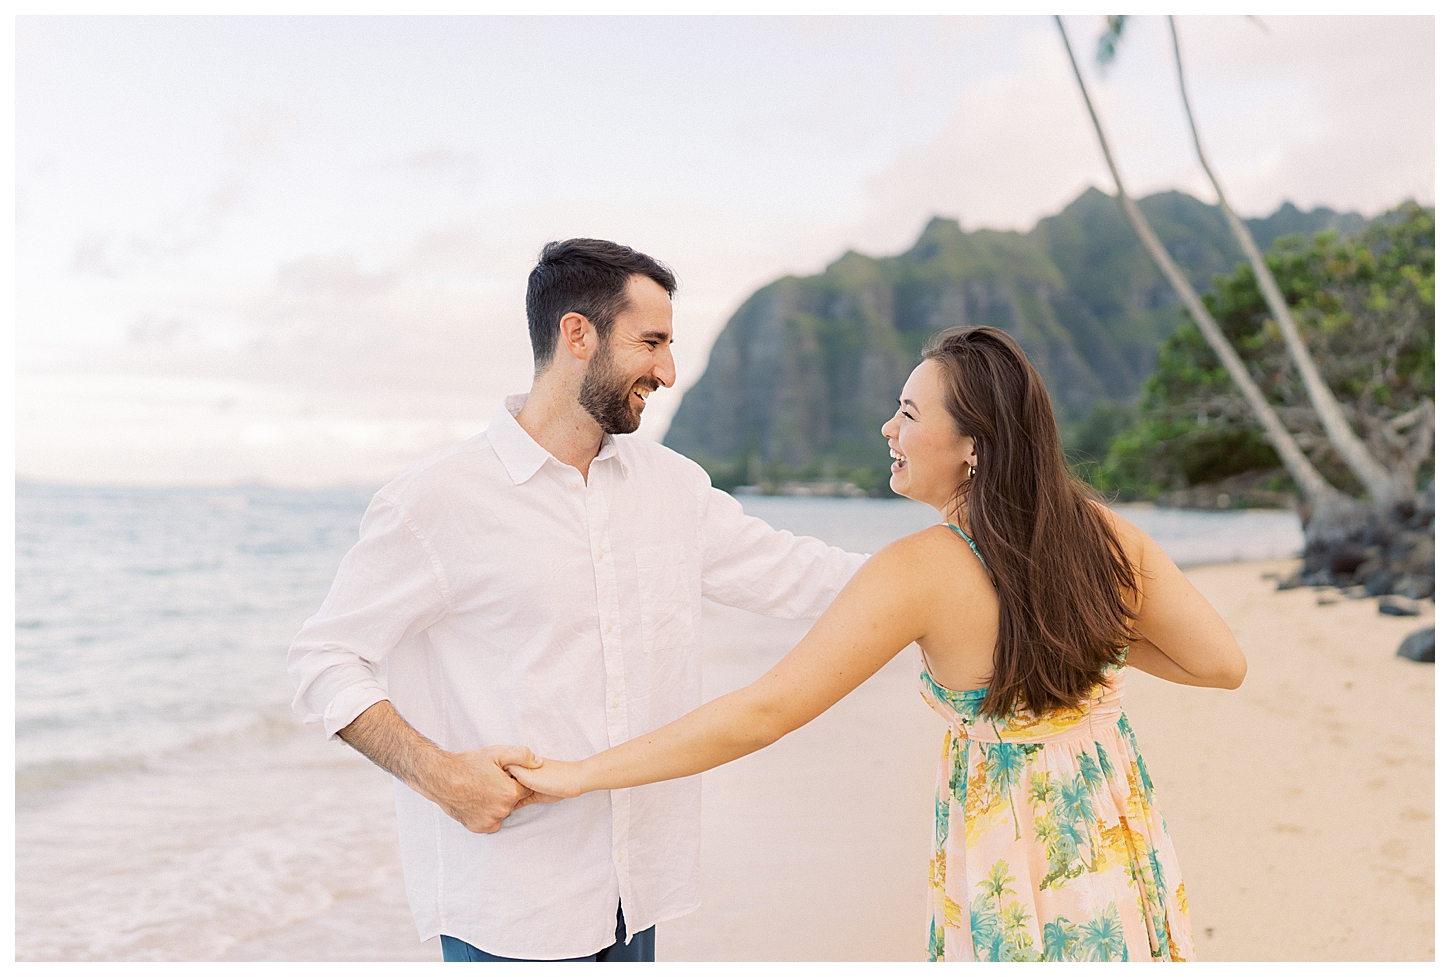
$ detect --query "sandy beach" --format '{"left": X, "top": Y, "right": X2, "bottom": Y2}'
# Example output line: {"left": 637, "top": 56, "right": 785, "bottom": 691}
{"left": 167, "top": 557, "right": 1433, "bottom": 962}
{"left": 654, "top": 557, "right": 1436, "bottom": 962}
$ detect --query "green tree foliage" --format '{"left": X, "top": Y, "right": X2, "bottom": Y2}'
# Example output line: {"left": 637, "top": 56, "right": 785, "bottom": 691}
{"left": 1094, "top": 203, "right": 1434, "bottom": 500}
{"left": 666, "top": 190, "right": 1360, "bottom": 496}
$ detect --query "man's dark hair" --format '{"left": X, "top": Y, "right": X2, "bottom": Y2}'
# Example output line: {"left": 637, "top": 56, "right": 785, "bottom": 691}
{"left": 526, "top": 238, "right": 677, "bottom": 369}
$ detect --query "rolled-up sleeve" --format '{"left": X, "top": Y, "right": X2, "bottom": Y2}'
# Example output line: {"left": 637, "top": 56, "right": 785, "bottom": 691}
{"left": 288, "top": 493, "right": 453, "bottom": 738}
{"left": 696, "top": 480, "right": 868, "bottom": 619}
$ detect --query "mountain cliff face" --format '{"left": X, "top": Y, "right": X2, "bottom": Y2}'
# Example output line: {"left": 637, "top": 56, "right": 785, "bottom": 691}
{"left": 663, "top": 187, "right": 1363, "bottom": 491}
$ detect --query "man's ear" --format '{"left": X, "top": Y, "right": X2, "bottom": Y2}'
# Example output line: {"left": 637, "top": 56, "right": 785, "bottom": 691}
{"left": 558, "top": 312, "right": 596, "bottom": 363}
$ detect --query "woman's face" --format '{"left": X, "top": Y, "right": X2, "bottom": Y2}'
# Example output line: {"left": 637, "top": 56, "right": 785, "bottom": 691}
{"left": 880, "top": 359, "right": 978, "bottom": 516}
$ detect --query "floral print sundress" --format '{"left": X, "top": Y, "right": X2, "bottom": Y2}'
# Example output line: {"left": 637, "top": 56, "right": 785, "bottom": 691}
{"left": 919, "top": 525, "right": 1194, "bottom": 962}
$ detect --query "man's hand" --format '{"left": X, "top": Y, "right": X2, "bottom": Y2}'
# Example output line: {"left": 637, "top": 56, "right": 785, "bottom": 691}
{"left": 428, "top": 746, "right": 544, "bottom": 834}
{"left": 337, "top": 702, "right": 547, "bottom": 835}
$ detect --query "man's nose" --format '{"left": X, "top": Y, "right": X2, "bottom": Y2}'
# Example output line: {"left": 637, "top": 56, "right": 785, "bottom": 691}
{"left": 655, "top": 347, "right": 677, "bottom": 388}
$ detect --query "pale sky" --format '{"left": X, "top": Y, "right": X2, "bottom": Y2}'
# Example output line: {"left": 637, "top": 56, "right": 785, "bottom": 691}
{"left": 13, "top": 14, "right": 1436, "bottom": 487}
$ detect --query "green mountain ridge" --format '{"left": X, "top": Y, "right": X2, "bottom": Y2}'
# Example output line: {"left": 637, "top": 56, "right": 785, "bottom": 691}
{"left": 663, "top": 187, "right": 1366, "bottom": 492}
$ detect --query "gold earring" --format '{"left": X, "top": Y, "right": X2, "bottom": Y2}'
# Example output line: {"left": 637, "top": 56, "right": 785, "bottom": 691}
{"left": 968, "top": 464, "right": 977, "bottom": 480}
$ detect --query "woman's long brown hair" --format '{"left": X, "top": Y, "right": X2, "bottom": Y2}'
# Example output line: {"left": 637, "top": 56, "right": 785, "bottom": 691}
{"left": 922, "top": 326, "right": 1138, "bottom": 720}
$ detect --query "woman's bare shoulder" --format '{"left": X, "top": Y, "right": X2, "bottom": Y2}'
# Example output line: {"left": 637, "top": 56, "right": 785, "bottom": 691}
{"left": 1088, "top": 500, "right": 1148, "bottom": 552}
{"left": 1090, "top": 501, "right": 1148, "bottom": 539}
{"left": 867, "top": 524, "right": 961, "bottom": 563}
{"left": 859, "top": 524, "right": 995, "bottom": 594}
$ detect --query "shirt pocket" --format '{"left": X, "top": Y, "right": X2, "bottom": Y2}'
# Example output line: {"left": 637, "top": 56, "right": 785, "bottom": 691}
{"left": 635, "top": 544, "right": 692, "bottom": 650}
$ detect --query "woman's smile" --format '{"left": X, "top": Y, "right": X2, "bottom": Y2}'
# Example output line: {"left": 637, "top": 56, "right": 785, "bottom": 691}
{"left": 880, "top": 360, "right": 975, "bottom": 513}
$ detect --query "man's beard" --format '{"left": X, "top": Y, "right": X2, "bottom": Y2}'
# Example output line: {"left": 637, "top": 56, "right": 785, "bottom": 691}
{"left": 579, "top": 343, "right": 655, "bottom": 435}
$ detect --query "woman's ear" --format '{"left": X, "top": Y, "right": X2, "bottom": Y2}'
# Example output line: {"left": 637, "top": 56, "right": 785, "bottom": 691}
{"left": 964, "top": 436, "right": 978, "bottom": 469}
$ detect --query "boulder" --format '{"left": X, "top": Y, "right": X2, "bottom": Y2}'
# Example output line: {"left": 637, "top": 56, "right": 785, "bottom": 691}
{"left": 1378, "top": 595, "right": 1422, "bottom": 617}
{"left": 1394, "top": 574, "right": 1434, "bottom": 600}
{"left": 1288, "top": 490, "right": 1434, "bottom": 599}
{"left": 1396, "top": 627, "right": 1434, "bottom": 663}
{"left": 1362, "top": 569, "right": 1399, "bottom": 598}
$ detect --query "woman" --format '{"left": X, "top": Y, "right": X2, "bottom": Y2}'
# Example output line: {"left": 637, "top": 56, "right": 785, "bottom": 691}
{"left": 510, "top": 326, "right": 1246, "bottom": 962}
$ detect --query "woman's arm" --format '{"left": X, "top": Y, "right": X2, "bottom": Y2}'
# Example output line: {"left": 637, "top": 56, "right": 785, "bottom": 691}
{"left": 509, "top": 537, "right": 935, "bottom": 798}
{"left": 1125, "top": 633, "right": 1228, "bottom": 687}
{"left": 1123, "top": 523, "right": 1247, "bottom": 690}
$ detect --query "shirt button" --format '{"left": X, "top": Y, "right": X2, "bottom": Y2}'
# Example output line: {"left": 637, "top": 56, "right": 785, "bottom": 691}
{"left": 612, "top": 697, "right": 620, "bottom": 708}
{"left": 597, "top": 548, "right": 604, "bottom": 559}
{"left": 616, "top": 852, "right": 623, "bottom": 863}
{"left": 606, "top": 622, "right": 614, "bottom": 632}
{"left": 571, "top": 483, "right": 579, "bottom": 490}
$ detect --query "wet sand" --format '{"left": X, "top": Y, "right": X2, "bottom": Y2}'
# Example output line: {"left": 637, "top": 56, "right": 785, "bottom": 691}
{"left": 226, "top": 558, "right": 1433, "bottom": 962}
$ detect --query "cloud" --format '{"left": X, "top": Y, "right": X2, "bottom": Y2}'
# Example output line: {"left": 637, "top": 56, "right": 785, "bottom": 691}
{"left": 66, "top": 100, "right": 289, "bottom": 278}
{"left": 223, "top": 101, "right": 293, "bottom": 163}
{"left": 275, "top": 253, "right": 399, "bottom": 299}
{"left": 99, "top": 223, "right": 534, "bottom": 404}
{"left": 856, "top": 29, "right": 1115, "bottom": 246}
{"left": 1173, "top": 15, "right": 1434, "bottom": 216}
{"left": 402, "top": 226, "right": 502, "bottom": 279}
{"left": 71, "top": 236, "right": 118, "bottom": 276}
{"left": 402, "top": 146, "right": 481, "bottom": 173}
{"left": 70, "top": 174, "right": 249, "bottom": 276}
{"left": 854, "top": 15, "right": 1433, "bottom": 250}
{"left": 15, "top": 373, "right": 494, "bottom": 488}
{"left": 127, "top": 314, "right": 198, "bottom": 347}
{"left": 393, "top": 145, "right": 484, "bottom": 193}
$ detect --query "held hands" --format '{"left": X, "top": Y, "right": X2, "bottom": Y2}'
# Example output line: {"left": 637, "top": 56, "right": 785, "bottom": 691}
{"left": 426, "top": 745, "right": 548, "bottom": 834}
{"left": 506, "top": 757, "right": 586, "bottom": 800}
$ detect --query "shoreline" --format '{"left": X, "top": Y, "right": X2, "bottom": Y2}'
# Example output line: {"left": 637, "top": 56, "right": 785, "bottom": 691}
{"left": 16, "top": 557, "right": 1431, "bottom": 961}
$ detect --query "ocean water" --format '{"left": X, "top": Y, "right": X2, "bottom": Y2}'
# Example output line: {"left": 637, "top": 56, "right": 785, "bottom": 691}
{"left": 13, "top": 482, "right": 1304, "bottom": 960}
{"left": 15, "top": 484, "right": 375, "bottom": 788}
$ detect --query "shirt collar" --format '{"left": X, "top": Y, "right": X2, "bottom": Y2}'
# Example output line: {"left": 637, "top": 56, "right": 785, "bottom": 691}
{"left": 597, "top": 430, "right": 627, "bottom": 474}
{"left": 486, "top": 393, "right": 629, "bottom": 486}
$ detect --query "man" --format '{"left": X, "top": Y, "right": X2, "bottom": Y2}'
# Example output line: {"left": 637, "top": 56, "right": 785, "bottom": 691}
{"left": 288, "top": 239, "right": 865, "bottom": 962}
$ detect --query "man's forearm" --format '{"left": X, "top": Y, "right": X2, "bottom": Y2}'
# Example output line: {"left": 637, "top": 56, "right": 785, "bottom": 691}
{"left": 338, "top": 700, "right": 449, "bottom": 802}
{"left": 336, "top": 700, "right": 543, "bottom": 834}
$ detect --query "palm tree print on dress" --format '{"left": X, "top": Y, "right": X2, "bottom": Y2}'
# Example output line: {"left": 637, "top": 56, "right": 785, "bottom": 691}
{"left": 920, "top": 662, "right": 1194, "bottom": 961}
{"left": 1040, "top": 915, "right": 1081, "bottom": 961}
{"left": 1081, "top": 902, "right": 1130, "bottom": 961}
{"left": 966, "top": 861, "right": 1039, "bottom": 962}
{"left": 982, "top": 742, "right": 1034, "bottom": 840}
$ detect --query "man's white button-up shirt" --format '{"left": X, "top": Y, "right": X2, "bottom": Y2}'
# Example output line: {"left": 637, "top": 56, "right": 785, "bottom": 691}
{"left": 288, "top": 394, "right": 866, "bottom": 960}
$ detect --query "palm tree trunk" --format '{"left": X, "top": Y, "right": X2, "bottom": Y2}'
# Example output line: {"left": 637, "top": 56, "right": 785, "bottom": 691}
{"left": 1168, "top": 17, "right": 1405, "bottom": 506}
{"left": 1054, "top": 16, "right": 1343, "bottom": 515}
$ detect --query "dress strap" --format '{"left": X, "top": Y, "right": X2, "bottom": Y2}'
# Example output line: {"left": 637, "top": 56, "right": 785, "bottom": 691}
{"left": 944, "top": 523, "right": 987, "bottom": 571}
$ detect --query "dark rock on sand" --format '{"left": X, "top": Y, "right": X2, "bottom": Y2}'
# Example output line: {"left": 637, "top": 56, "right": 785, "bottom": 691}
{"left": 1395, "top": 575, "right": 1435, "bottom": 600}
{"left": 1396, "top": 627, "right": 1434, "bottom": 663}
{"left": 1378, "top": 595, "right": 1422, "bottom": 617}
{"left": 1287, "top": 484, "right": 1434, "bottom": 600}
{"left": 1360, "top": 569, "right": 1399, "bottom": 598}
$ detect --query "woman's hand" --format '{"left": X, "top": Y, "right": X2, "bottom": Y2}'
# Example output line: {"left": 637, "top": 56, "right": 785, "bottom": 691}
{"left": 492, "top": 539, "right": 928, "bottom": 795}
{"left": 506, "top": 757, "right": 586, "bottom": 800}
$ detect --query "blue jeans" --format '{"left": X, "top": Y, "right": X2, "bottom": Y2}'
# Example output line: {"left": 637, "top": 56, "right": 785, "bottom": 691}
{"left": 441, "top": 904, "right": 655, "bottom": 962}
